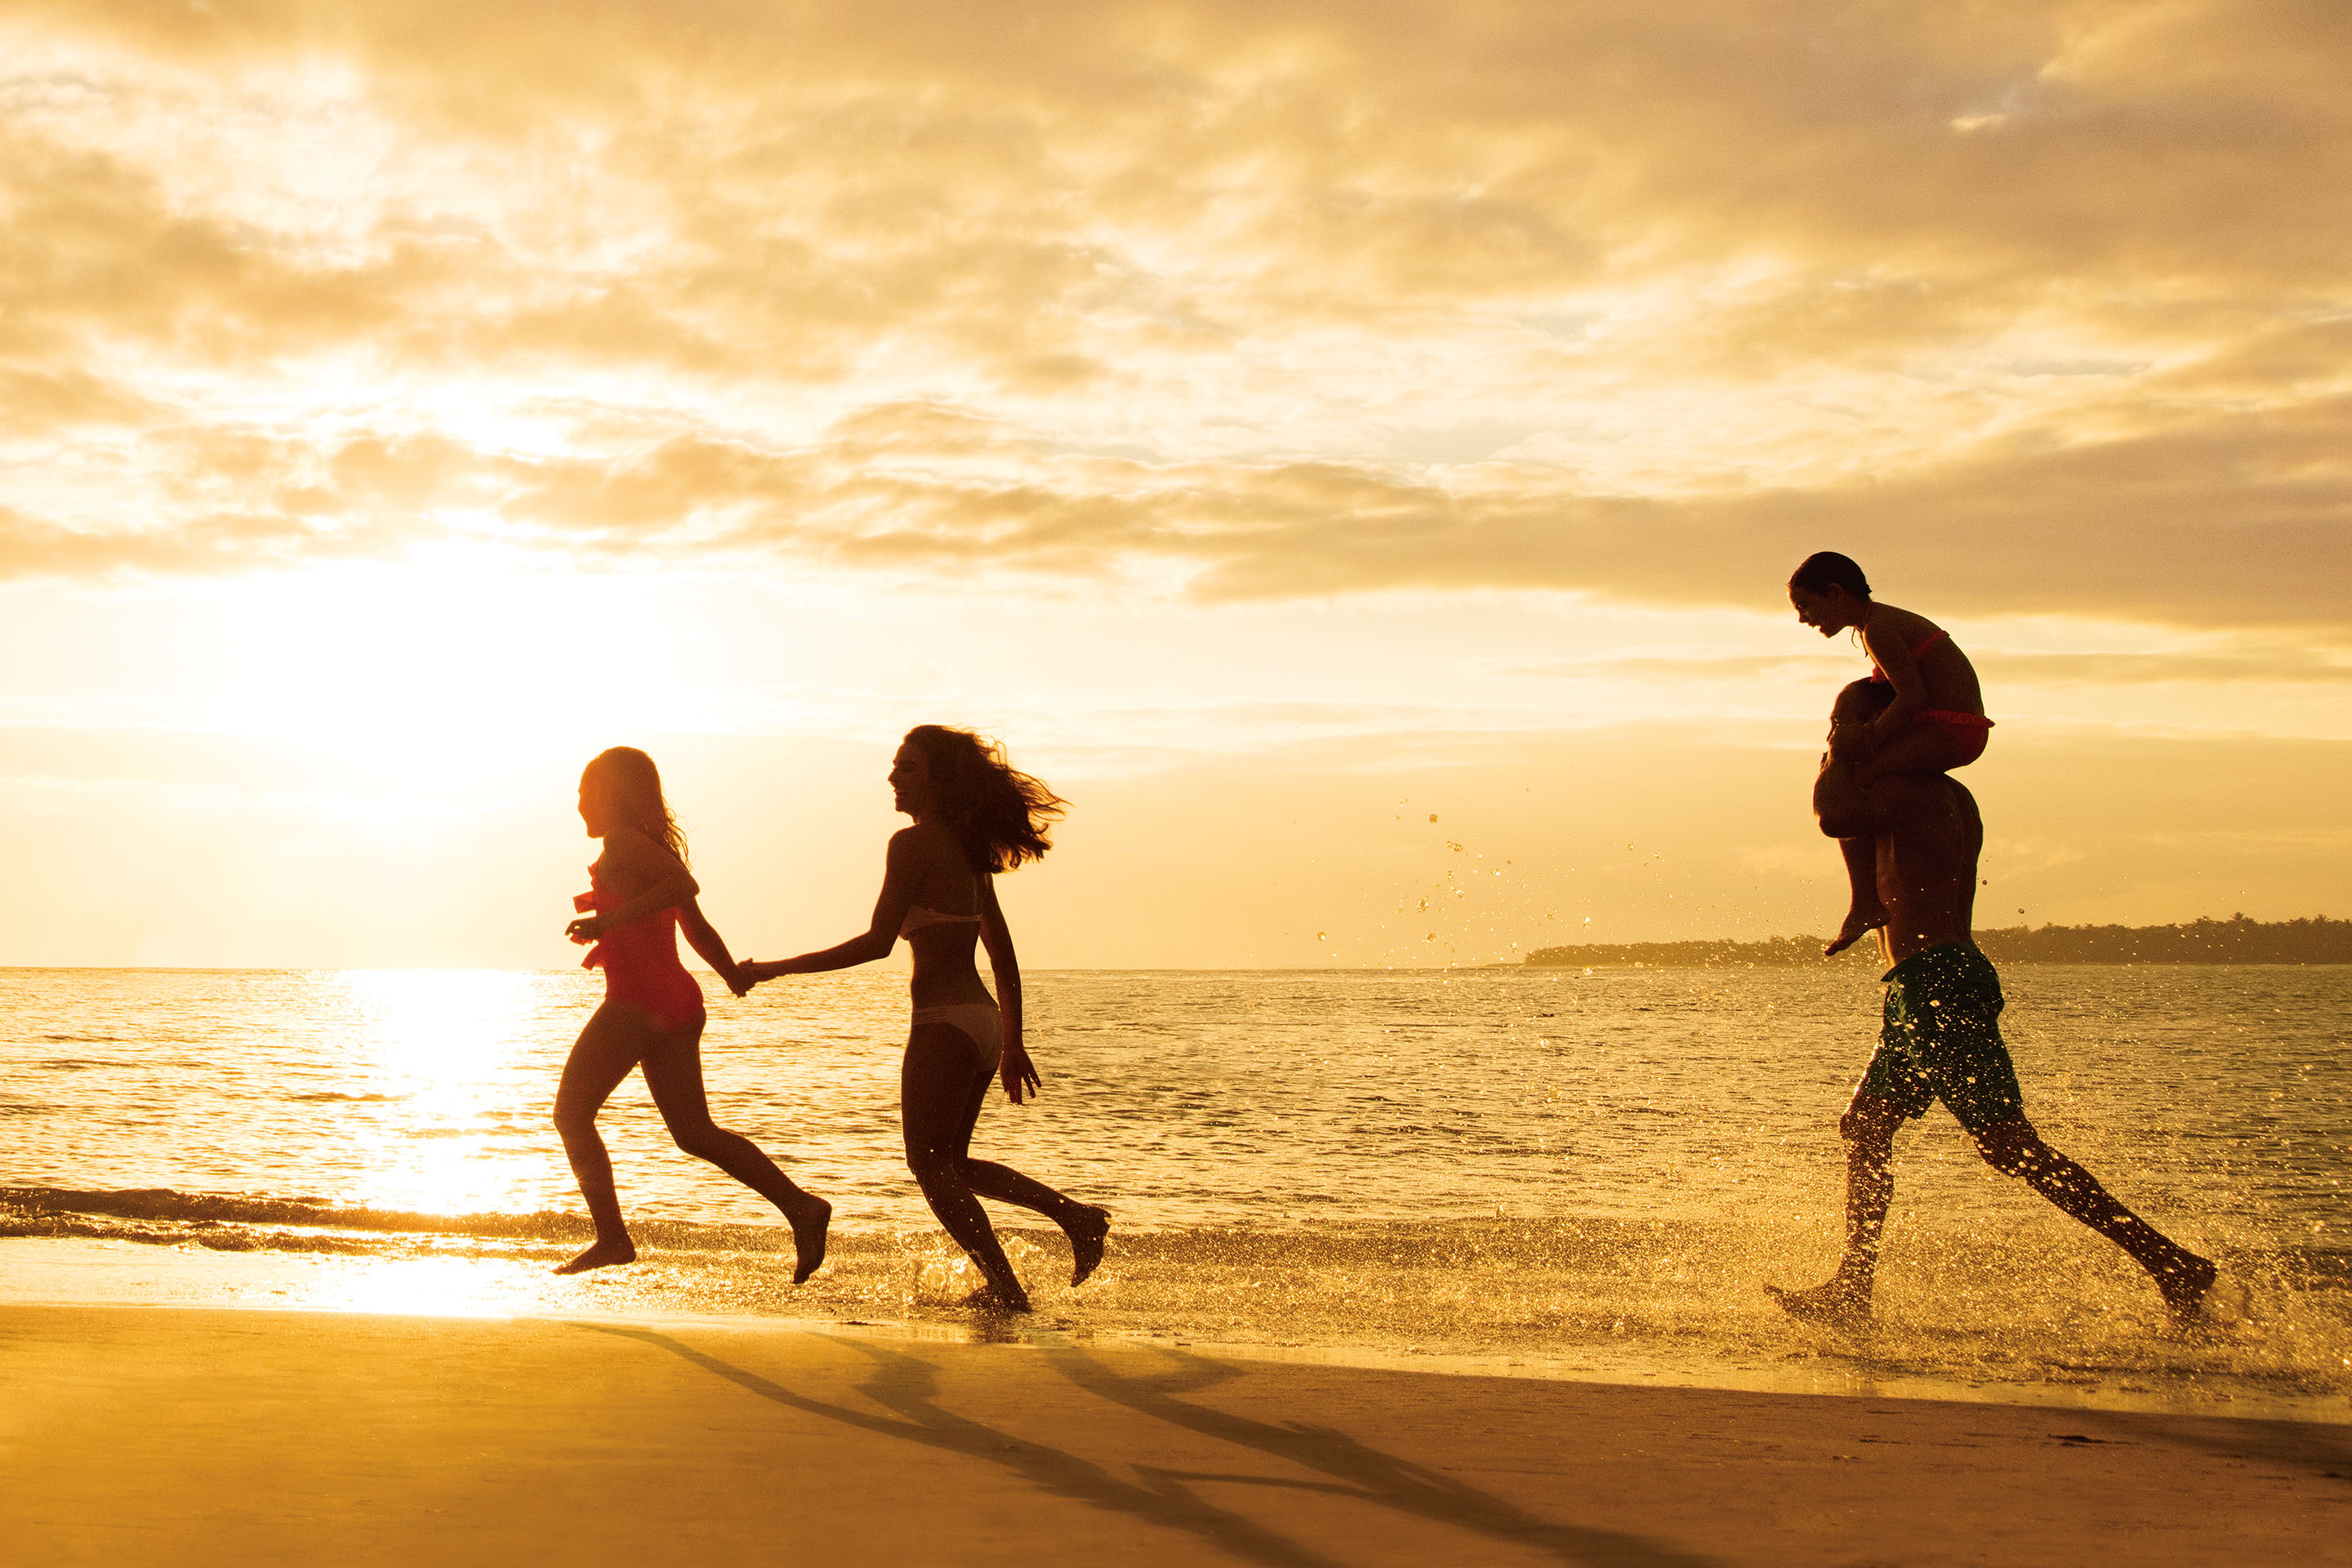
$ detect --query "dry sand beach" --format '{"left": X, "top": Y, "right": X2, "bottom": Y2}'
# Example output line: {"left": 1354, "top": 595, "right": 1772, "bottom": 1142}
{"left": 5, "top": 1302, "right": 2346, "bottom": 1567}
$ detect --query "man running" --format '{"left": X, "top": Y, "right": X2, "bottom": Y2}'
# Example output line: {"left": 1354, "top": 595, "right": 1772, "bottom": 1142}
{"left": 1766, "top": 679, "right": 2215, "bottom": 1326}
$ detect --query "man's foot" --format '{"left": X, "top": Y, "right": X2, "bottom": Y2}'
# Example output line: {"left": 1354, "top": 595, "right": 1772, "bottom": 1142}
{"left": 1067, "top": 1205, "right": 1111, "bottom": 1287}
{"left": 555, "top": 1237, "right": 636, "bottom": 1276}
{"left": 789, "top": 1197, "right": 831, "bottom": 1285}
{"left": 1766, "top": 1278, "right": 1871, "bottom": 1328}
{"left": 2154, "top": 1251, "right": 2216, "bottom": 1324}
{"left": 1824, "top": 908, "right": 1888, "bottom": 957}
{"left": 963, "top": 1282, "right": 1032, "bottom": 1316}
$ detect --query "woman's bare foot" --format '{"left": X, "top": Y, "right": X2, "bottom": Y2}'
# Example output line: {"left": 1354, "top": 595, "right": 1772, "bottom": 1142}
{"left": 1067, "top": 1205, "right": 1111, "bottom": 1287}
{"left": 555, "top": 1236, "right": 636, "bottom": 1276}
{"left": 1766, "top": 1277, "right": 1870, "bottom": 1327}
{"left": 2154, "top": 1251, "right": 2216, "bottom": 1323}
{"left": 1824, "top": 907, "right": 1888, "bottom": 957}
{"left": 963, "top": 1282, "right": 1032, "bottom": 1315}
{"left": 789, "top": 1196, "right": 831, "bottom": 1285}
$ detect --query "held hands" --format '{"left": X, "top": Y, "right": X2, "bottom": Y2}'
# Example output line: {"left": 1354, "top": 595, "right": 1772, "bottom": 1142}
{"left": 715, "top": 959, "right": 781, "bottom": 998}
{"left": 1000, "top": 1037, "right": 1042, "bottom": 1106}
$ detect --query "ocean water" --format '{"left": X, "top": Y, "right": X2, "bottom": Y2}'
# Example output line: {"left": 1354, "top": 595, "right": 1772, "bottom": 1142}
{"left": 2, "top": 964, "right": 2345, "bottom": 1419}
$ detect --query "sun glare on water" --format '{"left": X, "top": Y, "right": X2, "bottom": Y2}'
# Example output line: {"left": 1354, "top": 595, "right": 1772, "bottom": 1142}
{"left": 278, "top": 1254, "right": 568, "bottom": 1319}
{"left": 339, "top": 968, "right": 546, "bottom": 1218}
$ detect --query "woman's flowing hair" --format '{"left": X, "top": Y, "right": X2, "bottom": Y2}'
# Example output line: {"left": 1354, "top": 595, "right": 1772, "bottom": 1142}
{"left": 586, "top": 746, "right": 689, "bottom": 867}
{"left": 903, "top": 725, "right": 1065, "bottom": 874}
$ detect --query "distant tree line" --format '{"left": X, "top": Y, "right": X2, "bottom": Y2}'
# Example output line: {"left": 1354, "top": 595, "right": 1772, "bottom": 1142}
{"left": 1523, "top": 914, "right": 2352, "bottom": 968}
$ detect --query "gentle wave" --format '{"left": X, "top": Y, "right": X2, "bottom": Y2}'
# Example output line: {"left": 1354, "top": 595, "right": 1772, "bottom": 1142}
{"left": 9, "top": 1180, "right": 2343, "bottom": 1285}
{"left": 8, "top": 1183, "right": 2347, "bottom": 1417}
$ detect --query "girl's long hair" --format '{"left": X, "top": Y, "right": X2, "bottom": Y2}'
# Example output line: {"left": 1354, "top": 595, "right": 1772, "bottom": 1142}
{"left": 586, "top": 746, "right": 689, "bottom": 867}
{"left": 903, "top": 725, "right": 1065, "bottom": 874}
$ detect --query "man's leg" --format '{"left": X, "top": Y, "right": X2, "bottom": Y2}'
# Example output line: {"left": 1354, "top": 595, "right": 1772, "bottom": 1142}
{"left": 1971, "top": 1117, "right": 2215, "bottom": 1319}
{"left": 1767, "top": 1090, "right": 1912, "bottom": 1325}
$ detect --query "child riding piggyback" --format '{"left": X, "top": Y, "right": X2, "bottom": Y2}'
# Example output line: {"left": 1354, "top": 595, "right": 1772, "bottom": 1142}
{"left": 1788, "top": 551, "right": 1993, "bottom": 954}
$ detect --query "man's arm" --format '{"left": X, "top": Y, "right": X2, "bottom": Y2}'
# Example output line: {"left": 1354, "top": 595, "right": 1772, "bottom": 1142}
{"left": 1814, "top": 721, "right": 1891, "bottom": 840}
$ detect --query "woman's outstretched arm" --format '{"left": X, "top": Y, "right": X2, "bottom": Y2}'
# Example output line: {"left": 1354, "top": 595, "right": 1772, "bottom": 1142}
{"left": 675, "top": 902, "right": 750, "bottom": 996}
{"left": 743, "top": 832, "right": 919, "bottom": 981}
{"left": 978, "top": 874, "right": 1040, "bottom": 1103}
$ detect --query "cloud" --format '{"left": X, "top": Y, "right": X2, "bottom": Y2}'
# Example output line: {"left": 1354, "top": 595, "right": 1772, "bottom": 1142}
{"left": 2, "top": 0, "right": 2348, "bottom": 630}
{"left": 1980, "top": 648, "right": 2352, "bottom": 685}
{"left": 1509, "top": 642, "right": 2352, "bottom": 687}
{"left": 8, "top": 381, "right": 2349, "bottom": 634}
{"left": 0, "top": 365, "right": 159, "bottom": 431}
{"left": 0, "top": 497, "right": 421, "bottom": 578}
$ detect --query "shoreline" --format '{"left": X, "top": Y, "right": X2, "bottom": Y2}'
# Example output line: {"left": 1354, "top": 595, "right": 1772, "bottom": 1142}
{"left": 9, "top": 960, "right": 2352, "bottom": 974}
{"left": 6, "top": 1236, "right": 2345, "bottom": 1428}
{"left": 6, "top": 1298, "right": 2347, "bottom": 1566}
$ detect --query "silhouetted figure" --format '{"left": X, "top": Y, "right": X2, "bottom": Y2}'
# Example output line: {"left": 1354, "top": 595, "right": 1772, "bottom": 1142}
{"left": 1788, "top": 551, "right": 1994, "bottom": 956}
{"left": 1766, "top": 683, "right": 2213, "bottom": 1327}
{"left": 553, "top": 746, "right": 830, "bottom": 1281}
{"left": 743, "top": 726, "right": 1107, "bottom": 1313}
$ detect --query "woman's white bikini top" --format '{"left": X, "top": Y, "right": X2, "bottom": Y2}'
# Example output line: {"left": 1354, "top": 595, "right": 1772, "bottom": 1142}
{"left": 900, "top": 904, "right": 982, "bottom": 936}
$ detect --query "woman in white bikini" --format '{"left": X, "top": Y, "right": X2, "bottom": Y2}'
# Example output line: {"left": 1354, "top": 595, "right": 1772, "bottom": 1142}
{"left": 742, "top": 725, "right": 1107, "bottom": 1312}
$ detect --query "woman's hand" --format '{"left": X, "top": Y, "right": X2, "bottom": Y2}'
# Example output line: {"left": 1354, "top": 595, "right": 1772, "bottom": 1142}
{"left": 565, "top": 915, "right": 604, "bottom": 945}
{"left": 1000, "top": 1038, "right": 1042, "bottom": 1105}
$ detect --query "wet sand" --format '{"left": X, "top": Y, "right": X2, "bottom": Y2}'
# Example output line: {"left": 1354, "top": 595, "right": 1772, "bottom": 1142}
{"left": 2, "top": 1303, "right": 2345, "bottom": 1566}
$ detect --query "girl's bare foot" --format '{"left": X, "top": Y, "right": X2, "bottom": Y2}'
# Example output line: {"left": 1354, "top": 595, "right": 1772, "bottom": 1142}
{"left": 1824, "top": 907, "right": 1888, "bottom": 956}
{"left": 963, "top": 1282, "right": 1032, "bottom": 1315}
{"left": 1765, "top": 1277, "right": 1869, "bottom": 1327}
{"left": 555, "top": 1237, "right": 636, "bottom": 1276}
{"left": 790, "top": 1196, "right": 831, "bottom": 1285}
{"left": 1067, "top": 1205, "right": 1111, "bottom": 1286}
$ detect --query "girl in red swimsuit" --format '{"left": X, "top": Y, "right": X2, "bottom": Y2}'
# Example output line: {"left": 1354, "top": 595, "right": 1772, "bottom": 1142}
{"left": 551, "top": 746, "right": 830, "bottom": 1281}
{"left": 1788, "top": 553, "right": 1995, "bottom": 956}
{"left": 739, "top": 726, "right": 1107, "bottom": 1315}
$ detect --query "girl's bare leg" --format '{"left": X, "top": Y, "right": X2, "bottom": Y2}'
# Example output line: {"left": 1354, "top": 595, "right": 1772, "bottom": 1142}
{"left": 1827, "top": 724, "right": 1976, "bottom": 956}
{"left": 962, "top": 1161, "right": 1111, "bottom": 1285}
{"left": 1852, "top": 724, "right": 1969, "bottom": 787}
{"left": 929, "top": 1031, "right": 1108, "bottom": 1285}
{"left": 901, "top": 1024, "right": 1030, "bottom": 1310}
{"left": 642, "top": 1029, "right": 831, "bottom": 1283}
{"left": 551, "top": 1004, "right": 658, "bottom": 1274}
{"left": 1825, "top": 834, "right": 1886, "bottom": 956}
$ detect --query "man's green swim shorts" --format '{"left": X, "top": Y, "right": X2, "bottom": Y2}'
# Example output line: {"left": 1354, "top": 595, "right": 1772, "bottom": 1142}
{"left": 1860, "top": 941, "right": 2025, "bottom": 1134}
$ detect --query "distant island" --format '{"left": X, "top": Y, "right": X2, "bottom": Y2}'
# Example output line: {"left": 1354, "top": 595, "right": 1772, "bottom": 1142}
{"left": 1523, "top": 914, "right": 2352, "bottom": 968}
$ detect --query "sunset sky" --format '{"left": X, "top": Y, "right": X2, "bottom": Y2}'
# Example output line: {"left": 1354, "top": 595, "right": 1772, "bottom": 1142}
{"left": 2, "top": 0, "right": 2346, "bottom": 969}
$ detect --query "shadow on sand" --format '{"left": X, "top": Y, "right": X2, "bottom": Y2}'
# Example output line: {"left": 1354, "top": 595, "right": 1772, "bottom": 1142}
{"left": 1043, "top": 1342, "right": 1720, "bottom": 1568}
{"left": 580, "top": 1325, "right": 1717, "bottom": 1568}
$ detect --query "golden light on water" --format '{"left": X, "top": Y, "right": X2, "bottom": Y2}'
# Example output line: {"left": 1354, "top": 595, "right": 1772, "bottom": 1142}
{"left": 340, "top": 969, "right": 546, "bottom": 1217}
{"left": 279, "top": 1254, "right": 564, "bottom": 1320}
